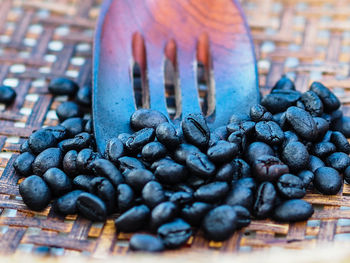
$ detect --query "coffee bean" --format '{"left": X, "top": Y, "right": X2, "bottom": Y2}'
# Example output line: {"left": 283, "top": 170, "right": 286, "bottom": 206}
{"left": 118, "top": 156, "right": 145, "bottom": 174}
{"left": 54, "top": 190, "right": 83, "bottom": 215}
{"left": 142, "top": 142, "right": 167, "bottom": 162}
{"left": 89, "top": 177, "right": 116, "bottom": 213}
{"left": 77, "top": 192, "right": 107, "bottom": 221}
{"left": 126, "top": 128, "right": 155, "bottom": 153}
{"left": 297, "top": 170, "right": 314, "bottom": 188}
{"left": 310, "top": 81, "right": 340, "bottom": 112}
{"left": 56, "top": 101, "right": 83, "bottom": 122}
{"left": 13, "top": 152, "right": 35, "bottom": 176}
{"left": 0, "top": 85, "right": 16, "bottom": 104}
{"left": 252, "top": 155, "right": 289, "bottom": 181}
{"left": 118, "top": 133, "right": 131, "bottom": 146}
{"left": 300, "top": 91, "right": 324, "bottom": 117}
{"left": 32, "top": 148, "right": 63, "bottom": 176}
{"left": 173, "top": 143, "right": 201, "bottom": 164}
{"left": 20, "top": 140, "right": 31, "bottom": 154}
{"left": 154, "top": 162, "right": 187, "bottom": 184}
{"left": 233, "top": 178, "right": 257, "bottom": 192}
{"left": 312, "top": 142, "right": 336, "bottom": 158}
{"left": 227, "top": 130, "right": 246, "bottom": 151}
{"left": 125, "top": 169, "right": 155, "bottom": 191}
{"left": 344, "top": 166, "right": 350, "bottom": 184}
{"left": 150, "top": 157, "right": 173, "bottom": 171}
{"left": 253, "top": 182, "right": 276, "bottom": 219}
{"left": 262, "top": 90, "right": 301, "bottom": 113}
{"left": 117, "top": 184, "right": 134, "bottom": 212}
{"left": 181, "top": 113, "right": 210, "bottom": 149}
{"left": 282, "top": 142, "right": 309, "bottom": 171}
{"left": 308, "top": 155, "right": 325, "bottom": 173}
{"left": 231, "top": 205, "right": 251, "bottom": 229}
{"left": 76, "top": 148, "right": 101, "bottom": 174}
{"left": 76, "top": 85, "right": 91, "bottom": 106}
{"left": 44, "top": 125, "right": 68, "bottom": 141}
{"left": 130, "top": 109, "right": 168, "bottom": 131}
{"left": 246, "top": 142, "right": 274, "bottom": 164}
{"left": 169, "top": 192, "right": 193, "bottom": 205}
{"left": 314, "top": 167, "right": 342, "bottom": 195}
{"left": 28, "top": 129, "right": 57, "bottom": 154}
{"left": 142, "top": 181, "right": 165, "bottom": 208}
{"left": 115, "top": 205, "right": 150, "bottom": 232}
{"left": 276, "top": 174, "right": 306, "bottom": 199}
{"left": 73, "top": 175, "right": 94, "bottom": 191}
{"left": 63, "top": 150, "right": 79, "bottom": 177}
{"left": 186, "top": 152, "right": 215, "bottom": 179}
{"left": 158, "top": 218, "right": 192, "bottom": 248}
{"left": 207, "top": 140, "right": 238, "bottom": 163}
{"left": 90, "top": 159, "right": 123, "bottom": 187}
{"left": 61, "top": 117, "right": 85, "bottom": 137}
{"left": 129, "top": 234, "right": 164, "bottom": 252}
{"left": 19, "top": 175, "right": 51, "bottom": 211}
{"left": 202, "top": 205, "right": 237, "bottom": 241}
{"left": 314, "top": 117, "right": 329, "bottom": 140}
{"left": 326, "top": 152, "right": 350, "bottom": 172}
{"left": 334, "top": 116, "right": 350, "bottom": 138}
{"left": 331, "top": 131, "right": 350, "bottom": 154}
{"left": 273, "top": 199, "right": 313, "bottom": 222}
{"left": 255, "top": 121, "right": 285, "bottom": 145}
{"left": 271, "top": 75, "right": 295, "bottom": 91}
{"left": 249, "top": 104, "right": 273, "bottom": 122}
{"left": 214, "top": 125, "right": 230, "bottom": 140}
{"left": 105, "top": 137, "right": 124, "bottom": 163}
{"left": 225, "top": 185, "right": 254, "bottom": 210}
{"left": 194, "top": 182, "right": 229, "bottom": 203}
{"left": 285, "top": 107, "right": 317, "bottom": 141}
{"left": 156, "top": 122, "right": 181, "bottom": 149}
{"left": 181, "top": 202, "right": 212, "bottom": 226}
{"left": 59, "top": 132, "right": 92, "bottom": 152}
{"left": 150, "top": 201, "right": 178, "bottom": 230}
{"left": 215, "top": 163, "right": 234, "bottom": 182}
{"left": 282, "top": 130, "right": 299, "bottom": 148}
{"left": 48, "top": 77, "right": 79, "bottom": 96}
{"left": 43, "top": 168, "right": 72, "bottom": 197}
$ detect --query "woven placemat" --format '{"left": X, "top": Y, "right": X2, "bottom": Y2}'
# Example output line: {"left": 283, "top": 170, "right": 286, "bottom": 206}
{"left": 0, "top": 0, "right": 350, "bottom": 258}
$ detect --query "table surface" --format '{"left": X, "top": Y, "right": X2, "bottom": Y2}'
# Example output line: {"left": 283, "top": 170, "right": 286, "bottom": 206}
{"left": 0, "top": 0, "right": 350, "bottom": 259}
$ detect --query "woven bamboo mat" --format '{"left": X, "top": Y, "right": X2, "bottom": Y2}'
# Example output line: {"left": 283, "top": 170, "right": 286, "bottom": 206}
{"left": 1, "top": 0, "right": 350, "bottom": 259}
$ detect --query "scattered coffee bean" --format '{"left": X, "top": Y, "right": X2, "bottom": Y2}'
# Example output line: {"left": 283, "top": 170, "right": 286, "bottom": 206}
{"left": 73, "top": 175, "right": 94, "bottom": 191}
{"left": 125, "top": 169, "right": 155, "bottom": 191}
{"left": 255, "top": 121, "right": 284, "bottom": 145}
{"left": 142, "top": 142, "right": 167, "bottom": 162}
{"left": 115, "top": 205, "right": 150, "bottom": 232}
{"left": 59, "top": 132, "right": 92, "bottom": 152}
{"left": 231, "top": 205, "right": 251, "bottom": 229}
{"left": 142, "top": 181, "right": 165, "bottom": 208}
{"left": 194, "top": 182, "right": 229, "bottom": 203}
{"left": 13, "top": 152, "right": 35, "bottom": 176}
{"left": 253, "top": 182, "right": 276, "bottom": 219}
{"left": 326, "top": 152, "right": 350, "bottom": 172}
{"left": 63, "top": 150, "right": 79, "bottom": 177}
{"left": 131, "top": 109, "right": 168, "bottom": 131}
{"left": 181, "top": 202, "right": 212, "bottom": 226}
{"left": 155, "top": 161, "right": 187, "bottom": 184}
{"left": 77, "top": 192, "right": 107, "bottom": 221}
{"left": 56, "top": 101, "right": 83, "bottom": 121}
{"left": 249, "top": 104, "right": 272, "bottom": 122}
{"left": 181, "top": 113, "right": 210, "bottom": 149}
{"left": 48, "top": 77, "right": 79, "bottom": 96}
{"left": 252, "top": 155, "right": 289, "bottom": 181}
{"left": 282, "top": 142, "right": 309, "bottom": 171}
{"left": 297, "top": 170, "right": 314, "bottom": 188}
{"left": 61, "top": 117, "right": 85, "bottom": 137}
{"left": 156, "top": 122, "right": 181, "bottom": 149}
{"left": 225, "top": 185, "right": 254, "bottom": 210}
{"left": 271, "top": 75, "right": 295, "bottom": 91}
{"left": 150, "top": 201, "right": 178, "bottom": 230}
{"left": 186, "top": 152, "right": 215, "bottom": 178}
{"left": 0, "top": 85, "right": 16, "bottom": 104}
{"left": 43, "top": 168, "right": 72, "bottom": 196}
{"left": 285, "top": 107, "right": 317, "bottom": 141}
{"left": 76, "top": 148, "right": 101, "bottom": 173}
{"left": 28, "top": 129, "right": 57, "bottom": 154}
{"left": 54, "top": 190, "right": 83, "bottom": 215}
{"left": 273, "top": 199, "right": 314, "bottom": 222}
{"left": 173, "top": 143, "right": 201, "bottom": 164}
{"left": 76, "top": 85, "right": 91, "bottom": 106}
{"left": 276, "top": 174, "right": 306, "bottom": 199}
{"left": 105, "top": 137, "right": 124, "bottom": 163}
{"left": 32, "top": 148, "right": 63, "bottom": 176}
{"left": 117, "top": 184, "right": 134, "bottom": 212}
{"left": 310, "top": 82, "right": 340, "bottom": 112}
{"left": 89, "top": 177, "right": 115, "bottom": 213}
{"left": 314, "top": 167, "right": 342, "bottom": 195}
{"left": 300, "top": 91, "right": 323, "bottom": 117}
{"left": 129, "top": 234, "right": 164, "bottom": 252}
{"left": 331, "top": 131, "right": 350, "bottom": 154}
{"left": 207, "top": 140, "right": 238, "bottom": 163}
{"left": 125, "top": 128, "right": 155, "bottom": 153}
{"left": 261, "top": 90, "right": 300, "bottom": 113}
{"left": 308, "top": 155, "right": 325, "bottom": 173}
{"left": 90, "top": 159, "right": 123, "bottom": 187}
{"left": 157, "top": 218, "right": 192, "bottom": 248}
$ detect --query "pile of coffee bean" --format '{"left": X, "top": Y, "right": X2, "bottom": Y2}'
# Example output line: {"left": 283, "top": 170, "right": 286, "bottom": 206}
{"left": 13, "top": 75, "right": 350, "bottom": 252}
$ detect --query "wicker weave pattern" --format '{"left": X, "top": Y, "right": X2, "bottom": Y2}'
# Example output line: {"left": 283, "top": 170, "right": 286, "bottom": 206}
{"left": 0, "top": 0, "right": 350, "bottom": 257}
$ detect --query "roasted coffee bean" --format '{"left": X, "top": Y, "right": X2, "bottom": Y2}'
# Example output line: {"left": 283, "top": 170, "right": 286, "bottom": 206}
{"left": 181, "top": 113, "right": 210, "bottom": 149}
{"left": 142, "top": 181, "right": 165, "bottom": 208}
{"left": 54, "top": 190, "right": 83, "bottom": 215}
{"left": 150, "top": 201, "right": 178, "bottom": 230}
{"left": 89, "top": 177, "right": 115, "bottom": 213}
{"left": 13, "top": 152, "right": 35, "bottom": 176}
{"left": 209, "top": 132, "right": 221, "bottom": 147}
{"left": 48, "top": 77, "right": 79, "bottom": 96}
{"left": 156, "top": 122, "right": 181, "bottom": 149}
{"left": 73, "top": 175, "right": 94, "bottom": 191}
{"left": 202, "top": 205, "right": 237, "bottom": 241}
{"left": 314, "top": 117, "right": 329, "bottom": 140}
{"left": 255, "top": 121, "right": 285, "bottom": 145}
{"left": 63, "top": 150, "right": 79, "bottom": 177}
{"left": 59, "top": 132, "right": 92, "bottom": 152}
{"left": 297, "top": 170, "right": 314, "bottom": 188}
{"left": 77, "top": 192, "right": 107, "bottom": 221}
{"left": 194, "top": 182, "right": 229, "bottom": 203}
{"left": 276, "top": 174, "right": 306, "bottom": 199}
{"left": 173, "top": 143, "right": 201, "bottom": 164}
{"left": 90, "top": 159, "right": 123, "bottom": 187}
{"left": 249, "top": 104, "right": 273, "bottom": 122}
{"left": 118, "top": 156, "right": 145, "bottom": 174}
{"left": 142, "top": 142, "right": 167, "bottom": 162}
{"left": 300, "top": 91, "right": 323, "bottom": 117}
{"left": 214, "top": 125, "right": 230, "bottom": 140}
{"left": 271, "top": 75, "right": 295, "bottom": 91}
{"left": 326, "top": 152, "right": 350, "bottom": 172}
{"left": 105, "top": 137, "right": 124, "bottom": 163}
{"left": 56, "top": 101, "right": 83, "bottom": 121}
{"left": 227, "top": 130, "right": 246, "bottom": 151}
{"left": 312, "top": 142, "right": 336, "bottom": 158}
{"left": 344, "top": 166, "right": 350, "bottom": 184}
{"left": 207, "top": 140, "right": 238, "bottom": 163}
{"left": 229, "top": 113, "right": 250, "bottom": 124}
{"left": 43, "top": 168, "right": 72, "bottom": 196}
{"left": 76, "top": 148, "right": 101, "bottom": 173}
{"left": 272, "top": 112, "right": 283, "bottom": 125}
{"left": 310, "top": 81, "right": 340, "bottom": 112}
{"left": 334, "top": 116, "right": 350, "bottom": 138}
{"left": 225, "top": 185, "right": 254, "bottom": 210}
{"left": 261, "top": 90, "right": 301, "bottom": 113}
{"left": 19, "top": 175, "right": 51, "bottom": 211}
{"left": 130, "top": 109, "right": 168, "bottom": 131}
{"left": 115, "top": 205, "right": 150, "bottom": 232}
{"left": 155, "top": 162, "right": 187, "bottom": 184}
{"left": 158, "top": 218, "right": 192, "bottom": 248}
{"left": 44, "top": 125, "right": 68, "bottom": 141}
{"left": 32, "top": 148, "right": 63, "bottom": 176}
{"left": 118, "top": 133, "right": 131, "bottom": 146}
{"left": 215, "top": 163, "right": 234, "bottom": 182}
{"left": 150, "top": 157, "right": 173, "bottom": 171}
{"left": 282, "top": 131, "right": 299, "bottom": 148}
{"left": 169, "top": 191, "right": 193, "bottom": 205}
{"left": 117, "top": 184, "right": 134, "bottom": 212}
{"left": 76, "top": 85, "right": 91, "bottom": 106}
{"left": 273, "top": 199, "right": 313, "bottom": 222}
{"left": 321, "top": 130, "right": 332, "bottom": 142}
{"left": 20, "top": 140, "right": 31, "bottom": 153}
{"left": 246, "top": 142, "right": 274, "bottom": 164}
{"left": 252, "top": 155, "right": 289, "bottom": 181}
{"left": 129, "top": 234, "right": 164, "bottom": 252}
{"left": 181, "top": 202, "right": 212, "bottom": 226}
{"left": 125, "top": 128, "right": 155, "bottom": 153}
{"left": 233, "top": 178, "right": 257, "bottom": 192}
{"left": 125, "top": 169, "right": 155, "bottom": 191}
{"left": 285, "top": 106, "right": 317, "bottom": 141}
{"left": 282, "top": 142, "right": 309, "bottom": 171}
{"left": 314, "top": 167, "right": 342, "bottom": 195}
{"left": 308, "top": 155, "right": 325, "bottom": 173}
{"left": 331, "top": 131, "right": 350, "bottom": 154}
{"left": 186, "top": 152, "right": 215, "bottom": 178}
{"left": 0, "top": 85, "right": 16, "bottom": 104}
{"left": 253, "top": 182, "right": 276, "bottom": 219}
{"left": 231, "top": 205, "right": 251, "bottom": 229}
{"left": 61, "top": 117, "right": 85, "bottom": 137}
{"left": 28, "top": 129, "right": 57, "bottom": 154}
